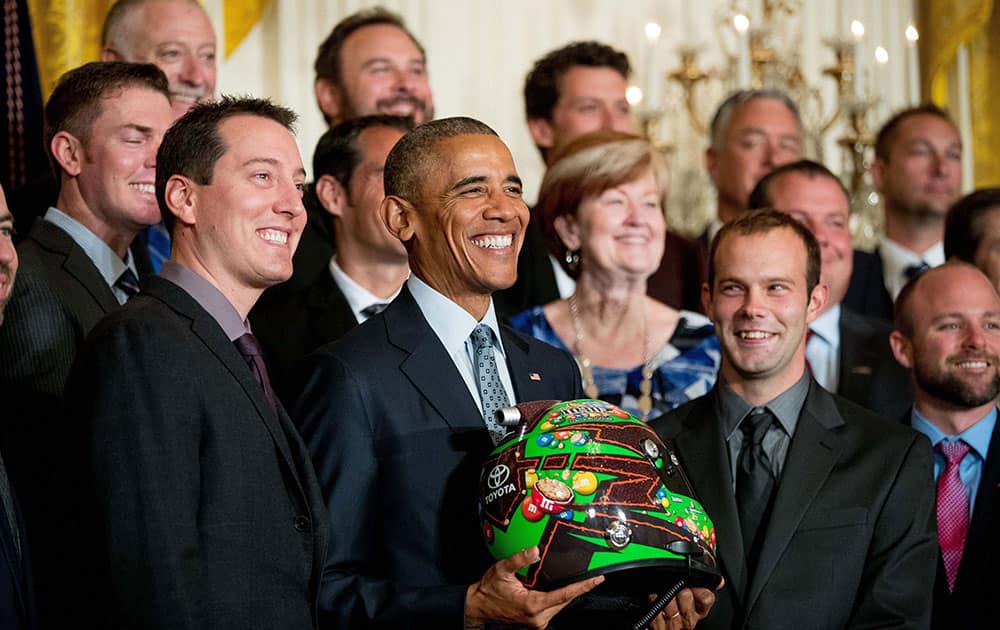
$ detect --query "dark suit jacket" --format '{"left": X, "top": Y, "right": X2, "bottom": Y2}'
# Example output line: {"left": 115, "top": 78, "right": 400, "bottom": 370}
{"left": 837, "top": 306, "right": 912, "bottom": 420}
{"left": 292, "top": 286, "right": 584, "bottom": 629}
{"left": 0, "top": 456, "right": 36, "bottom": 630}
{"left": 494, "top": 209, "right": 705, "bottom": 318}
{"left": 651, "top": 380, "right": 937, "bottom": 630}
{"left": 0, "top": 219, "right": 132, "bottom": 621}
{"left": 250, "top": 268, "right": 357, "bottom": 405}
{"left": 909, "top": 411, "right": 1000, "bottom": 630}
{"left": 843, "top": 249, "right": 894, "bottom": 323}
{"left": 62, "top": 276, "right": 329, "bottom": 629}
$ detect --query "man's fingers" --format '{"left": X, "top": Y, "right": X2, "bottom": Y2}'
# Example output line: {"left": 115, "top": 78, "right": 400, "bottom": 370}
{"left": 674, "top": 588, "right": 696, "bottom": 625}
{"left": 691, "top": 587, "right": 716, "bottom": 614}
{"left": 536, "top": 574, "right": 605, "bottom": 609}
{"left": 495, "top": 546, "right": 540, "bottom": 576}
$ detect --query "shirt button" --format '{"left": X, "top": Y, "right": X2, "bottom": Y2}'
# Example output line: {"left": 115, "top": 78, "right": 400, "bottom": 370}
{"left": 293, "top": 515, "right": 310, "bottom": 532}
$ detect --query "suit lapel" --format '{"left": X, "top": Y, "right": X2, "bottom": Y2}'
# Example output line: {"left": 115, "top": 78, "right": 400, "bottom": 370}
{"left": 305, "top": 271, "right": 358, "bottom": 343}
{"left": 146, "top": 278, "right": 305, "bottom": 499}
{"left": 746, "top": 381, "right": 844, "bottom": 609}
{"left": 673, "top": 392, "right": 749, "bottom": 605}
{"left": 837, "top": 310, "right": 874, "bottom": 403}
{"left": 34, "top": 221, "right": 120, "bottom": 313}
{"left": 386, "top": 288, "right": 485, "bottom": 433}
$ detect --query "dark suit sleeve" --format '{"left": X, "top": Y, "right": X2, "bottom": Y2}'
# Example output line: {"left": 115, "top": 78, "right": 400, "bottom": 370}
{"left": 293, "top": 351, "right": 469, "bottom": 629}
{"left": 848, "top": 431, "right": 937, "bottom": 629}
{"left": 66, "top": 320, "right": 206, "bottom": 628}
{"left": 0, "top": 260, "right": 78, "bottom": 397}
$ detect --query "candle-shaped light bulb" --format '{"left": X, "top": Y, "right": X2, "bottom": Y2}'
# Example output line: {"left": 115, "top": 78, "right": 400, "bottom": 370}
{"left": 851, "top": 20, "right": 865, "bottom": 99}
{"left": 642, "top": 23, "right": 662, "bottom": 110}
{"left": 874, "top": 46, "right": 888, "bottom": 64}
{"left": 645, "top": 22, "right": 662, "bottom": 43}
{"left": 626, "top": 86, "right": 643, "bottom": 106}
{"left": 851, "top": 20, "right": 865, "bottom": 40}
{"left": 734, "top": 13, "right": 751, "bottom": 89}
{"left": 905, "top": 24, "right": 920, "bottom": 104}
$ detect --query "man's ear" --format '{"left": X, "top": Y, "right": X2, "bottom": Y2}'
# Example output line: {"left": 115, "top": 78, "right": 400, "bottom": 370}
{"left": 527, "top": 117, "right": 555, "bottom": 152}
{"left": 701, "top": 282, "right": 714, "bottom": 319}
{"left": 315, "top": 174, "right": 348, "bottom": 219}
{"left": 100, "top": 47, "right": 121, "bottom": 61}
{"left": 164, "top": 175, "right": 198, "bottom": 227}
{"left": 382, "top": 195, "right": 415, "bottom": 243}
{"left": 869, "top": 158, "right": 886, "bottom": 193}
{"left": 314, "top": 78, "right": 342, "bottom": 124}
{"left": 805, "top": 282, "right": 829, "bottom": 324}
{"left": 51, "top": 131, "right": 83, "bottom": 177}
{"left": 705, "top": 146, "right": 720, "bottom": 186}
{"left": 889, "top": 330, "right": 914, "bottom": 369}
{"left": 552, "top": 214, "right": 581, "bottom": 252}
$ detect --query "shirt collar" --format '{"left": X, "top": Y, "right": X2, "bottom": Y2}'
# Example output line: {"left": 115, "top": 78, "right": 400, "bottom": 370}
{"left": 406, "top": 274, "right": 506, "bottom": 358}
{"left": 159, "top": 261, "right": 250, "bottom": 341}
{"left": 328, "top": 256, "right": 402, "bottom": 322}
{"left": 910, "top": 406, "right": 997, "bottom": 462}
{"left": 44, "top": 207, "right": 136, "bottom": 288}
{"left": 809, "top": 303, "right": 841, "bottom": 346}
{"left": 719, "top": 370, "right": 810, "bottom": 440}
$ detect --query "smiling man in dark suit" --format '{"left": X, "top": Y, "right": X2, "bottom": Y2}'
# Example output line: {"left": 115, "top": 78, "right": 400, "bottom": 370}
{"left": 63, "top": 97, "right": 328, "bottom": 629}
{"left": 0, "top": 184, "right": 36, "bottom": 630}
{"left": 651, "top": 209, "right": 937, "bottom": 629}
{"left": 0, "top": 61, "right": 172, "bottom": 622}
{"left": 890, "top": 262, "right": 1000, "bottom": 630}
{"left": 749, "top": 160, "right": 911, "bottom": 419}
{"left": 295, "top": 117, "right": 688, "bottom": 628}
{"left": 252, "top": 114, "right": 412, "bottom": 404}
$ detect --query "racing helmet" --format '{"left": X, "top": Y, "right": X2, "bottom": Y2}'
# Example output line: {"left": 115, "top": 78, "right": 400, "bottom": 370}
{"left": 479, "top": 399, "right": 720, "bottom": 593}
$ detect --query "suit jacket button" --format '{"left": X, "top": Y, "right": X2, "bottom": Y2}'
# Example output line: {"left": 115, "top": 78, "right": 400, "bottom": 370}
{"left": 294, "top": 515, "right": 310, "bottom": 532}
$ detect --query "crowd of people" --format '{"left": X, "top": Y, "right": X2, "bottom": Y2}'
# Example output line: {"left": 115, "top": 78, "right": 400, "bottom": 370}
{"left": 0, "top": 1, "right": 997, "bottom": 629}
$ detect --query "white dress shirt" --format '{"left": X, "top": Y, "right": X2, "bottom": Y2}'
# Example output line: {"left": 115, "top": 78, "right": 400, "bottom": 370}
{"left": 328, "top": 256, "right": 402, "bottom": 324}
{"left": 407, "top": 275, "right": 516, "bottom": 413}
{"left": 879, "top": 237, "right": 945, "bottom": 300}
{"left": 44, "top": 207, "right": 138, "bottom": 305}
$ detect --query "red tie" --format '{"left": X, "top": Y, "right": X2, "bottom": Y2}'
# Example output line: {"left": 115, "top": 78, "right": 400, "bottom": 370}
{"left": 936, "top": 440, "right": 971, "bottom": 591}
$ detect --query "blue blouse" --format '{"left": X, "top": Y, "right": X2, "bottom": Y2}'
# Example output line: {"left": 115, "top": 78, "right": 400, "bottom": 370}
{"left": 510, "top": 306, "right": 721, "bottom": 422}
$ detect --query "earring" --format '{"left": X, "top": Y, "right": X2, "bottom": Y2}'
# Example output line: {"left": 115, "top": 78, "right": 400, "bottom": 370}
{"left": 564, "top": 248, "right": 580, "bottom": 272}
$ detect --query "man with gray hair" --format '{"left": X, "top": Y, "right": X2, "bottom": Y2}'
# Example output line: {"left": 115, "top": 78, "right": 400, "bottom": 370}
{"left": 702, "top": 89, "right": 804, "bottom": 246}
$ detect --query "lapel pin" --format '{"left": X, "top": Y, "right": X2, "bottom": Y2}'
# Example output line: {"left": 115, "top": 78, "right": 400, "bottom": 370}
{"left": 529, "top": 372, "right": 542, "bottom": 381}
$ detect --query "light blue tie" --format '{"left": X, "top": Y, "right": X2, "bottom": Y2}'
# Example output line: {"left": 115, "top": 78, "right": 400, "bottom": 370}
{"left": 470, "top": 324, "right": 510, "bottom": 444}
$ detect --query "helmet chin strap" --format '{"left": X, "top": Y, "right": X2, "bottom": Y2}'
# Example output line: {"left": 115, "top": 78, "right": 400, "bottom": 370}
{"left": 632, "top": 578, "right": 687, "bottom": 630}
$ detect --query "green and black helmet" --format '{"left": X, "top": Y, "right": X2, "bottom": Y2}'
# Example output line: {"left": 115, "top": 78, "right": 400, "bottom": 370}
{"left": 479, "top": 399, "right": 721, "bottom": 594}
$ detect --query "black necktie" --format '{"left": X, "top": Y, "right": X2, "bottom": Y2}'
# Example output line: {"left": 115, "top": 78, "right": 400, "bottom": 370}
{"left": 115, "top": 267, "right": 141, "bottom": 300}
{"left": 904, "top": 261, "right": 930, "bottom": 281}
{"left": 736, "top": 407, "right": 777, "bottom": 570}
{"left": 234, "top": 333, "right": 277, "bottom": 413}
{"left": 360, "top": 302, "right": 389, "bottom": 319}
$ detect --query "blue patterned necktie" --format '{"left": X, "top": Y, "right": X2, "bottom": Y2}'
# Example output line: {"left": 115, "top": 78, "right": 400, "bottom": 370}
{"left": 115, "top": 267, "right": 141, "bottom": 301}
{"left": 470, "top": 324, "right": 510, "bottom": 445}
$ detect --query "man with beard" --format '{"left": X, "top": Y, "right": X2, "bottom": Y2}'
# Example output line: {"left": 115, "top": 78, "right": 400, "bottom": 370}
{"left": 845, "top": 105, "right": 963, "bottom": 321}
{"left": 890, "top": 262, "right": 1000, "bottom": 630}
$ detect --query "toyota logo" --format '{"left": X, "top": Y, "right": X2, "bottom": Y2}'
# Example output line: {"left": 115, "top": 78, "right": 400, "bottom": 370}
{"left": 487, "top": 464, "right": 510, "bottom": 489}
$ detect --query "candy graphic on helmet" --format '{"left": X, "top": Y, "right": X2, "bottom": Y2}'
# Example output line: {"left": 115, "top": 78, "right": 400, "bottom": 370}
{"left": 479, "top": 399, "right": 720, "bottom": 593}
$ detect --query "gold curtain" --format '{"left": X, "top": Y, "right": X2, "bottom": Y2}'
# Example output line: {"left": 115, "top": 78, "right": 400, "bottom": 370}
{"left": 27, "top": 0, "right": 116, "bottom": 100}
{"left": 918, "top": 0, "right": 998, "bottom": 186}
{"left": 223, "top": 0, "right": 269, "bottom": 59}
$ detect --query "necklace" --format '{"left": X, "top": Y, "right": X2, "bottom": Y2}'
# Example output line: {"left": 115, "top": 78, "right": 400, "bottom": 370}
{"left": 567, "top": 293, "right": 655, "bottom": 422}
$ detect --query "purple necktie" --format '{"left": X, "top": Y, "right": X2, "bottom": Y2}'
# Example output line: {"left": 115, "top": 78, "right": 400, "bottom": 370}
{"left": 234, "top": 332, "right": 277, "bottom": 413}
{"left": 936, "top": 440, "right": 971, "bottom": 591}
